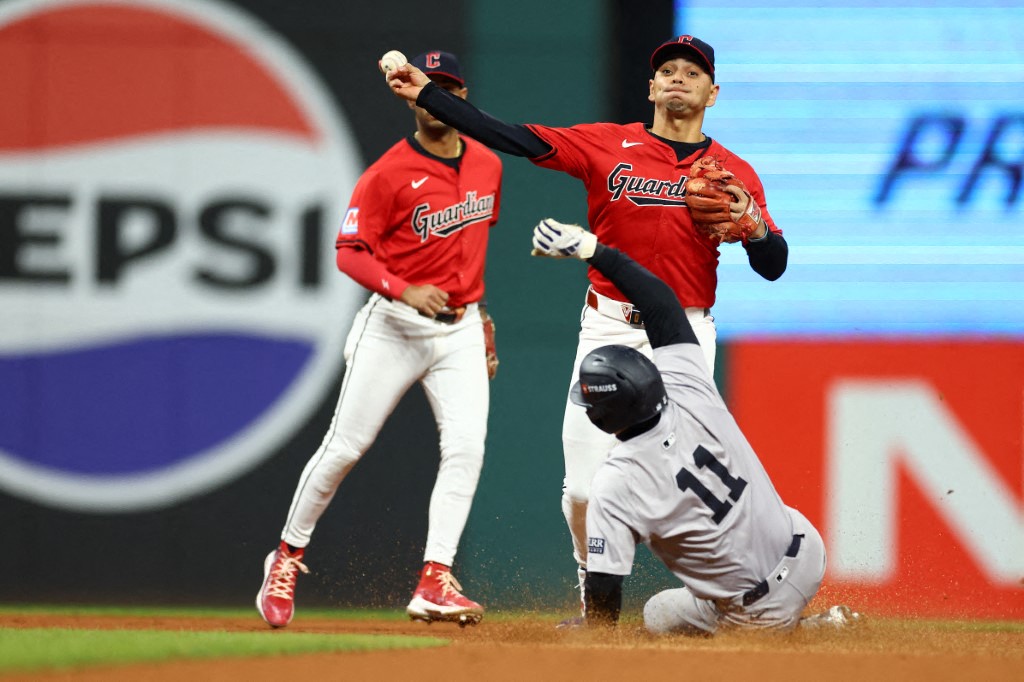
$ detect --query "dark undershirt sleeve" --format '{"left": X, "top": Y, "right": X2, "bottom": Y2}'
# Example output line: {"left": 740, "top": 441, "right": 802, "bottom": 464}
{"left": 586, "top": 244, "right": 698, "bottom": 350}
{"left": 416, "top": 81, "right": 551, "bottom": 158}
{"left": 584, "top": 571, "right": 624, "bottom": 625}
{"left": 744, "top": 229, "right": 788, "bottom": 281}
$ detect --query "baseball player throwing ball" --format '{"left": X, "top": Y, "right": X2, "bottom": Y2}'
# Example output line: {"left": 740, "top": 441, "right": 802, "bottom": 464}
{"left": 257, "top": 50, "right": 501, "bottom": 628}
{"left": 530, "top": 218, "right": 860, "bottom": 634}
{"left": 386, "top": 35, "right": 789, "bottom": 617}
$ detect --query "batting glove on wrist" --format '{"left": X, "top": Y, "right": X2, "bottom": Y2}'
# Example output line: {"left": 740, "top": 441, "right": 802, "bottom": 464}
{"left": 530, "top": 218, "right": 598, "bottom": 260}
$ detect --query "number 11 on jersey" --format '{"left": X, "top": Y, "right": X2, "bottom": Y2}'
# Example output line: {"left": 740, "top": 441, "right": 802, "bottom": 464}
{"left": 675, "top": 445, "right": 748, "bottom": 524}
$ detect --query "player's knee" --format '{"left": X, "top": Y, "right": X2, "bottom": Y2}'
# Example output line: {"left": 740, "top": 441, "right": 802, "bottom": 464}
{"left": 643, "top": 590, "right": 715, "bottom": 637}
{"left": 439, "top": 427, "right": 484, "bottom": 453}
{"left": 439, "top": 436, "right": 485, "bottom": 474}
{"left": 561, "top": 494, "right": 588, "bottom": 519}
{"left": 643, "top": 591, "right": 677, "bottom": 634}
{"left": 562, "top": 437, "right": 608, "bottom": 501}
{"left": 561, "top": 451, "right": 601, "bottom": 502}
{"left": 562, "top": 482, "right": 591, "bottom": 504}
{"left": 320, "top": 435, "right": 365, "bottom": 471}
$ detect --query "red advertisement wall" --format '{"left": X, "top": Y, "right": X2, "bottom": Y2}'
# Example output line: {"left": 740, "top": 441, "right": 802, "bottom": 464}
{"left": 728, "top": 340, "right": 1024, "bottom": 620}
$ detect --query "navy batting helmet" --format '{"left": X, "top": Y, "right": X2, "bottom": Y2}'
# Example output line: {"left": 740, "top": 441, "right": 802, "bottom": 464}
{"left": 570, "top": 345, "right": 667, "bottom": 434}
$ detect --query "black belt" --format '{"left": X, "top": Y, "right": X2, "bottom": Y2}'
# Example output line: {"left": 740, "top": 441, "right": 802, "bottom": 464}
{"left": 433, "top": 306, "right": 467, "bottom": 325}
{"left": 381, "top": 295, "right": 468, "bottom": 324}
{"left": 741, "top": 534, "right": 803, "bottom": 607}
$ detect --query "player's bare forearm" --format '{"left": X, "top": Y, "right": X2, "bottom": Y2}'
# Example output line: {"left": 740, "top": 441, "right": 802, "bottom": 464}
{"left": 587, "top": 243, "right": 698, "bottom": 350}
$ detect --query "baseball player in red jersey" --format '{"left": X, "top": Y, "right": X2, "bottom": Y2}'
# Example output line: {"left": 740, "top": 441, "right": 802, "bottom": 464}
{"left": 257, "top": 51, "right": 502, "bottom": 628}
{"left": 387, "top": 35, "right": 788, "bottom": 618}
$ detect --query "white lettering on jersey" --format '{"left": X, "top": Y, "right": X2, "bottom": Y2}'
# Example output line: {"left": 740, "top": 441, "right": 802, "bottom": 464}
{"left": 607, "top": 162, "right": 688, "bottom": 207}
{"left": 411, "top": 191, "right": 496, "bottom": 241}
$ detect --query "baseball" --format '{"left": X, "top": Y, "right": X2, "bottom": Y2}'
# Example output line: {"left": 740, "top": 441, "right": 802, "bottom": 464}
{"left": 378, "top": 49, "right": 407, "bottom": 76}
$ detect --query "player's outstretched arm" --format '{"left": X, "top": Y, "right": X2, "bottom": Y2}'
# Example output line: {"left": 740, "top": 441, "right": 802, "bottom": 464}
{"left": 412, "top": 82, "right": 551, "bottom": 158}
{"left": 530, "top": 219, "right": 697, "bottom": 350}
{"left": 379, "top": 50, "right": 547, "bottom": 157}
{"left": 380, "top": 50, "right": 548, "bottom": 156}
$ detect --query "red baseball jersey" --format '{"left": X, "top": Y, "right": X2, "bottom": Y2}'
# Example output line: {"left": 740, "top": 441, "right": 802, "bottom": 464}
{"left": 336, "top": 135, "right": 502, "bottom": 307}
{"left": 526, "top": 122, "right": 779, "bottom": 307}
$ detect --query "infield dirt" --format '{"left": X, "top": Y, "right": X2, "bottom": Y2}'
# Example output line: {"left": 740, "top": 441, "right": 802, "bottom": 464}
{"left": 5, "top": 609, "right": 1023, "bottom": 682}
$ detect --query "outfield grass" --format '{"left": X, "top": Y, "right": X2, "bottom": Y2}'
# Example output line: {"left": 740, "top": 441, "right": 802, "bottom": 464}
{"left": 0, "top": 611, "right": 449, "bottom": 674}
{"left": 0, "top": 603, "right": 409, "bottom": 621}
{"left": 0, "top": 628, "right": 447, "bottom": 674}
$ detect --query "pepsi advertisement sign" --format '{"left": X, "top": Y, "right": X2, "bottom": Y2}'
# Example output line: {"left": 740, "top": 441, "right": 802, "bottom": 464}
{"left": 675, "top": 0, "right": 1024, "bottom": 339}
{"left": 0, "top": 0, "right": 365, "bottom": 512}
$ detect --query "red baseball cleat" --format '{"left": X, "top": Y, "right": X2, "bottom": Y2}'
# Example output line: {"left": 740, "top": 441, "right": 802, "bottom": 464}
{"left": 406, "top": 561, "right": 484, "bottom": 626}
{"left": 256, "top": 541, "right": 309, "bottom": 628}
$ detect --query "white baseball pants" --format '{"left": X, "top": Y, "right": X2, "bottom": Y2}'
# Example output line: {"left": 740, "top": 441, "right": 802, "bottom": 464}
{"left": 642, "top": 508, "right": 827, "bottom": 634}
{"left": 280, "top": 294, "right": 489, "bottom": 567}
{"left": 561, "top": 288, "right": 717, "bottom": 570}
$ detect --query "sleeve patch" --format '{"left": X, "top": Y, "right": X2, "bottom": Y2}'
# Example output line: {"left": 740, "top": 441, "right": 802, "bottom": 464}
{"left": 341, "top": 207, "right": 359, "bottom": 234}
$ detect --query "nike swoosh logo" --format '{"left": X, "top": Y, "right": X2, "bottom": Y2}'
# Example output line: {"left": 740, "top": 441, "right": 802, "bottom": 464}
{"left": 621, "top": 140, "right": 643, "bottom": 148}
{"left": 411, "top": 176, "right": 428, "bottom": 189}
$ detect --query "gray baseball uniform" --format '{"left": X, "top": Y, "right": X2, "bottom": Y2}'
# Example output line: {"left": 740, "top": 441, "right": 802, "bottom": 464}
{"left": 587, "top": 341, "right": 826, "bottom": 633}
{"left": 566, "top": 238, "right": 825, "bottom": 634}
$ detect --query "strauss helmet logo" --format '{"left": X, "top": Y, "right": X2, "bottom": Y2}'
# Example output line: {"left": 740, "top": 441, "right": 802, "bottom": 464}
{"left": 0, "top": 0, "right": 364, "bottom": 512}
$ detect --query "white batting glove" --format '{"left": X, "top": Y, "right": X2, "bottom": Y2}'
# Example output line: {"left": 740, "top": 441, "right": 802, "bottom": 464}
{"left": 530, "top": 218, "right": 598, "bottom": 260}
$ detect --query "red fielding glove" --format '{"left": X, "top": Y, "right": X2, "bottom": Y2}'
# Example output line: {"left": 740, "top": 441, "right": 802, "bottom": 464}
{"left": 685, "top": 157, "right": 763, "bottom": 243}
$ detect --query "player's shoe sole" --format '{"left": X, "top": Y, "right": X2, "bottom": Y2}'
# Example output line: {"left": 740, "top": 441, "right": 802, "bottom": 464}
{"left": 555, "top": 615, "right": 585, "bottom": 630}
{"left": 407, "top": 611, "right": 483, "bottom": 627}
{"left": 799, "top": 604, "right": 862, "bottom": 630}
{"left": 406, "top": 596, "right": 483, "bottom": 627}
